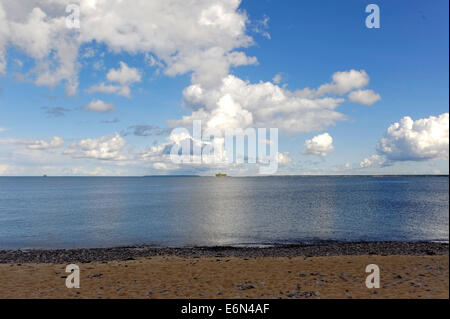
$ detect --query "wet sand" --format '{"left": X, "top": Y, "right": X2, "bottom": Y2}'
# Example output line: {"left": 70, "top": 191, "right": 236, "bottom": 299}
{"left": 0, "top": 243, "right": 448, "bottom": 299}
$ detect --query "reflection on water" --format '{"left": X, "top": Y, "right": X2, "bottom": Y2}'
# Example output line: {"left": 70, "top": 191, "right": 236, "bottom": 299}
{"left": 0, "top": 176, "right": 448, "bottom": 249}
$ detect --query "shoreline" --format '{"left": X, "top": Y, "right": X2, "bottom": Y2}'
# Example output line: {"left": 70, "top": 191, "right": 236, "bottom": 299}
{"left": 1, "top": 241, "right": 448, "bottom": 264}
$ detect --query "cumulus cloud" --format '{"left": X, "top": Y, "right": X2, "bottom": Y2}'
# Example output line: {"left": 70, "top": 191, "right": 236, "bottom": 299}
{"left": 64, "top": 133, "right": 127, "bottom": 160}
{"left": 0, "top": 0, "right": 256, "bottom": 93}
{"left": 303, "top": 133, "right": 334, "bottom": 156}
{"left": 168, "top": 68, "right": 381, "bottom": 134}
{"left": 84, "top": 99, "right": 115, "bottom": 113}
{"left": 277, "top": 152, "right": 291, "bottom": 165}
{"left": 87, "top": 61, "right": 141, "bottom": 97}
{"left": 80, "top": 0, "right": 255, "bottom": 87}
{"left": 169, "top": 74, "right": 353, "bottom": 133}
{"left": 360, "top": 154, "right": 385, "bottom": 168}
{"left": 106, "top": 61, "right": 141, "bottom": 85}
{"left": 139, "top": 143, "right": 172, "bottom": 162}
{"left": 137, "top": 130, "right": 202, "bottom": 166}
{"left": 377, "top": 113, "right": 449, "bottom": 161}
{"left": 316, "top": 69, "right": 369, "bottom": 96}
{"left": 348, "top": 89, "right": 381, "bottom": 106}
{"left": 359, "top": 113, "right": 449, "bottom": 169}
{"left": 0, "top": 1, "right": 387, "bottom": 176}
{"left": 137, "top": 126, "right": 278, "bottom": 172}
{"left": 17, "top": 136, "right": 64, "bottom": 150}
{"left": 0, "top": 1, "right": 79, "bottom": 94}
{"left": 1, "top": 1, "right": 379, "bottom": 143}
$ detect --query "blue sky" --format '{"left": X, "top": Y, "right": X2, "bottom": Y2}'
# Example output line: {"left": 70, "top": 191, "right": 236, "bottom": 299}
{"left": 0, "top": 0, "right": 448, "bottom": 176}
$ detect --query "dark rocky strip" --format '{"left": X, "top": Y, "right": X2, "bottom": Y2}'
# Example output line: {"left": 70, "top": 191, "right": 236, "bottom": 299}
{"left": 0, "top": 242, "right": 447, "bottom": 264}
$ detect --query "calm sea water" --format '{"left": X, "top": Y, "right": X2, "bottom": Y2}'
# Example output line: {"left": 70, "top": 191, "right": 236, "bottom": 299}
{"left": 0, "top": 176, "right": 448, "bottom": 249}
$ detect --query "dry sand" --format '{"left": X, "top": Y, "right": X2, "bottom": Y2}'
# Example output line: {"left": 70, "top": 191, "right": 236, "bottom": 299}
{"left": 0, "top": 255, "right": 448, "bottom": 299}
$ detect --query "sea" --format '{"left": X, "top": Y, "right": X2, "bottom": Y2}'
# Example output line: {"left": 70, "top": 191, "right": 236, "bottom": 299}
{"left": 0, "top": 176, "right": 448, "bottom": 249}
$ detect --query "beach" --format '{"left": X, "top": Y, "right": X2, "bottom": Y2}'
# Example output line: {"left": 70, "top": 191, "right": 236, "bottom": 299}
{"left": 0, "top": 242, "right": 448, "bottom": 299}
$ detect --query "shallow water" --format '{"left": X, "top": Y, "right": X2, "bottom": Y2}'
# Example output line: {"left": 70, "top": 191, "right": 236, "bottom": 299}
{"left": 0, "top": 176, "right": 448, "bottom": 249}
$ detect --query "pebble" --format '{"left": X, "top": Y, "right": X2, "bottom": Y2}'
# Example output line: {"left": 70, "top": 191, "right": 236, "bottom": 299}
{"left": 0, "top": 242, "right": 447, "bottom": 264}
{"left": 236, "top": 281, "right": 256, "bottom": 290}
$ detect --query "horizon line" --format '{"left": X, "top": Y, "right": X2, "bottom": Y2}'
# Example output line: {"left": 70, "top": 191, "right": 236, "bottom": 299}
{"left": 0, "top": 174, "right": 448, "bottom": 178}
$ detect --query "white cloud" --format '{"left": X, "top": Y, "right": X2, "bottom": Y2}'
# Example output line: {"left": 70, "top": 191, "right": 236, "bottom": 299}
{"left": 145, "top": 53, "right": 164, "bottom": 69}
{"left": 316, "top": 69, "right": 370, "bottom": 96}
{"left": 0, "top": 3, "right": 7, "bottom": 75}
{"left": 153, "top": 162, "right": 171, "bottom": 170}
{"left": 0, "top": 126, "right": 7, "bottom": 132}
{"left": 169, "top": 74, "right": 352, "bottom": 133}
{"left": 79, "top": 0, "right": 254, "bottom": 87}
{"left": 277, "top": 152, "right": 291, "bottom": 165}
{"left": 0, "top": 2, "right": 79, "bottom": 94}
{"left": 17, "top": 136, "right": 64, "bottom": 150}
{"left": 64, "top": 133, "right": 127, "bottom": 160}
{"left": 360, "top": 154, "right": 385, "bottom": 168}
{"left": 272, "top": 73, "right": 282, "bottom": 84}
{"left": 303, "top": 132, "right": 334, "bottom": 156}
{"left": 0, "top": 1, "right": 379, "bottom": 141}
{"left": 377, "top": 113, "right": 449, "bottom": 161}
{"left": 87, "top": 61, "right": 141, "bottom": 97}
{"left": 0, "top": 0, "right": 256, "bottom": 92}
{"left": 205, "top": 94, "right": 253, "bottom": 130}
{"left": 84, "top": 99, "right": 115, "bottom": 113}
{"left": 106, "top": 61, "right": 141, "bottom": 85}
{"left": 348, "top": 89, "right": 381, "bottom": 106}
{"left": 359, "top": 113, "right": 449, "bottom": 169}
{"left": 0, "top": 1, "right": 391, "bottom": 176}
{"left": 86, "top": 83, "right": 131, "bottom": 97}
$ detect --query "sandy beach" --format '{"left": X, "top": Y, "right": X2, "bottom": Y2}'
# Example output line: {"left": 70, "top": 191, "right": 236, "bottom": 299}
{"left": 0, "top": 243, "right": 448, "bottom": 299}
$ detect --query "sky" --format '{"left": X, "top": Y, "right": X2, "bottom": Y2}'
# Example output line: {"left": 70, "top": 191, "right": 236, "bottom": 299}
{"left": 0, "top": 0, "right": 448, "bottom": 176}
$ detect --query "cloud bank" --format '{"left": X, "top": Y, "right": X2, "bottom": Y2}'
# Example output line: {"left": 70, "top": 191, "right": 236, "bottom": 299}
{"left": 360, "top": 113, "right": 449, "bottom": 168}
{"left": 378, "top": 113, "right": 449, "bottom": 161}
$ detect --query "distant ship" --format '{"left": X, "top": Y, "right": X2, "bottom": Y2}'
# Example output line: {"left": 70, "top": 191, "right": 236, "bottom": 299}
{"left": 215, "top": 173, "right": 227, "bottom": 177}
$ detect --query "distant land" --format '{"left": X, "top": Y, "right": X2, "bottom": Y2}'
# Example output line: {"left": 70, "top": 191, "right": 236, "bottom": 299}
{"left": 143, "top": 175, "right": 201, "bottom": 177}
